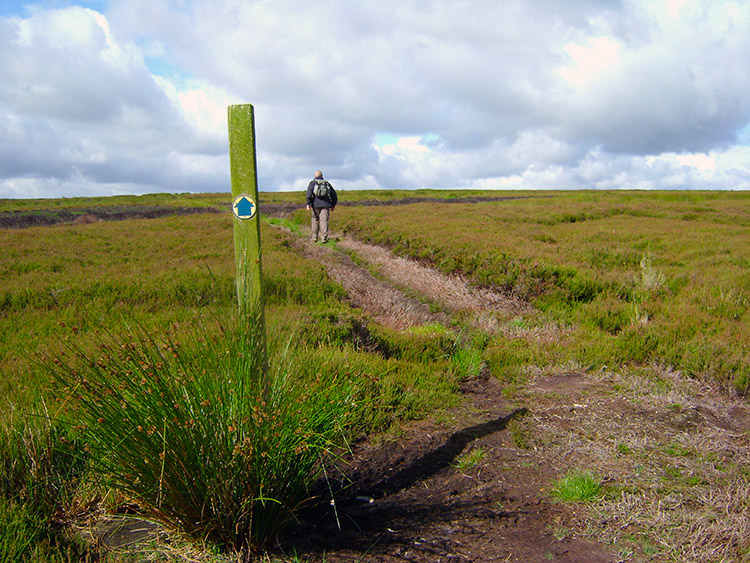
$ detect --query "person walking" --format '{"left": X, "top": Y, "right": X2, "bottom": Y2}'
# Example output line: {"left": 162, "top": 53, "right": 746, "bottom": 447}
{"left": 306, "top": 170, "right": 338, "bottom": 243}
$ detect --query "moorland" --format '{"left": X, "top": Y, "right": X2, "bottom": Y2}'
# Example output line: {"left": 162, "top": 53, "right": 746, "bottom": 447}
{"left": 1, "top": 189, "right": 749, "bottom": 562}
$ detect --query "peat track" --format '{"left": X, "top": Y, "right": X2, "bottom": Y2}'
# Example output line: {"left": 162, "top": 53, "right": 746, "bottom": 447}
{"left": 270, "top": 227, "right": 619, "bottom": 562}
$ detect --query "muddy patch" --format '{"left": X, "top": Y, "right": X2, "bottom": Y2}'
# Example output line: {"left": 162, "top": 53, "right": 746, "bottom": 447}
{"left": 0, "top": 205, "right": 221, "bottom": 229}
{"left": 279, "top": 374, "right": 617, "bottom": 563}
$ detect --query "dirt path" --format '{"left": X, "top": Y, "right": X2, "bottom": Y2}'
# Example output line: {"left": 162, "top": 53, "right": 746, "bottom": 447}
{"left": 275, "top": 231, "right": 619, "bottom": 562}
{"left": 279, "top": 380, "right": 617, "bottom": 563}
{"left": 274, "top": 227, "right": 750, "bottom": 563}
{"left": 298, "top": 234, "right": 528, "bottom": 332}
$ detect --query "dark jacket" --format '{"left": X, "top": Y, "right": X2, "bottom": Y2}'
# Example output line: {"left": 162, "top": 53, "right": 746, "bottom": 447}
{"left": 306, "top": 177, "right": 338, "bottom": 209}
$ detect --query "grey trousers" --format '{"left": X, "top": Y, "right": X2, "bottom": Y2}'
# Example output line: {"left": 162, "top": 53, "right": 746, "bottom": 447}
{"left": 311, "top": 207, "right": 330, "bottom": 241}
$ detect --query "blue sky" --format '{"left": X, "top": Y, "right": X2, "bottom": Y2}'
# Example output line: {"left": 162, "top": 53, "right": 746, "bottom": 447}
{"left": 1, "top": 0, "right": 750, "bottom": 198}
{"left": 0, "top": 0, "right": 104, "bottom": 16}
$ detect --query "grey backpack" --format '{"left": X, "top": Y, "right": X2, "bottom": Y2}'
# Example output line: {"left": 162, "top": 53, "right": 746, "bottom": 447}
{"left": 313, "top": 179, "right": 331, "bottom": 198}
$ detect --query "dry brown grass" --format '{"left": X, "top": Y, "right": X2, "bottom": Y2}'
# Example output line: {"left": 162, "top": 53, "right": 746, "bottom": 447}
{"left": 515, "top": 365, "right": 750, "bottom": 562}
{"left": 338, "top": 238, "right": 527, "bottom": 313}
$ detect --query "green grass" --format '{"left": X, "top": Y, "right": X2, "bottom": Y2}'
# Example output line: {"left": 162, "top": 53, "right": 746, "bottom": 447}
{"left": 551, "top": 470, "right": 603, "bottom": 502}
{"left": 334, "top": 190, "right": 750, "bottom": 392}
{"left": 453, "top": 447, "right": 487, "bottom": 470}
{"left": 0, "top": 410, "right": 90, "bottom": 563}
{"left": 0, "top": 192, "right": 228, "bottom": 213}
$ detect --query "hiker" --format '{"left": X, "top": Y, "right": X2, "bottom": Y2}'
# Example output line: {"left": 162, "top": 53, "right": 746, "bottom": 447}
{"left": 306, "top": 170, "right": 338, "bottom": 243}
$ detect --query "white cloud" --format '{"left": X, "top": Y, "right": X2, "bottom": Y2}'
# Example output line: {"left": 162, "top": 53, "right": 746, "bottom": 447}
{"left": 552, "top": 1, "right": 750, "bottom": 154}
{"left": 376, "top": 136, "right": 432, "bottom": 160}
{"left": 674, "top": 153, "right": 716, "bottom": 173}
{"left": 154, "top": 75, "right": 241, "bottom": 149}
{"left": 558, "top": 36, "right": 622, "bottom": 89}
{"left": 1, "top": 0, "right": 750, "bottom": 198}
{"left": 0, "top": 5, "right": 236, "bottom": 197}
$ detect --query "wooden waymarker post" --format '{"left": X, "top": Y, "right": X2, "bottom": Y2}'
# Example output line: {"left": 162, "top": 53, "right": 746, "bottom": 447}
{"left": 228, "top": 104, "right": 269, "bottom": 379}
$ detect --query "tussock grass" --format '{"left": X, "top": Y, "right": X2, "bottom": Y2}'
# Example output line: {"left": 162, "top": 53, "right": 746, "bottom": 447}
{"left": 1, "top": 207, "right": 467, "bottom": 559}
{"left": 45, "top": 309, "right": 355, "bottom": 555}
{"left": 551, "top": 470, "right": 602, "bottom": 503}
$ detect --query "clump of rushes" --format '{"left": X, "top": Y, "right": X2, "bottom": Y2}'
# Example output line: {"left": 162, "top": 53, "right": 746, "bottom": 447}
{"left": 47, "top": 309, "right": 354, "bottom": 556}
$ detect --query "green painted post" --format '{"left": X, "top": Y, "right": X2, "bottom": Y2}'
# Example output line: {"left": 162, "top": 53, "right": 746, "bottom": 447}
{"left": 228, "top": 104, "right": 269, "bottom": 380}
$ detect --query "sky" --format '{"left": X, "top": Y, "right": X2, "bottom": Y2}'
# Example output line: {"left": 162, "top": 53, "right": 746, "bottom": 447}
{"left": 1, "top": 0, "right": 750, "bottom": 198}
